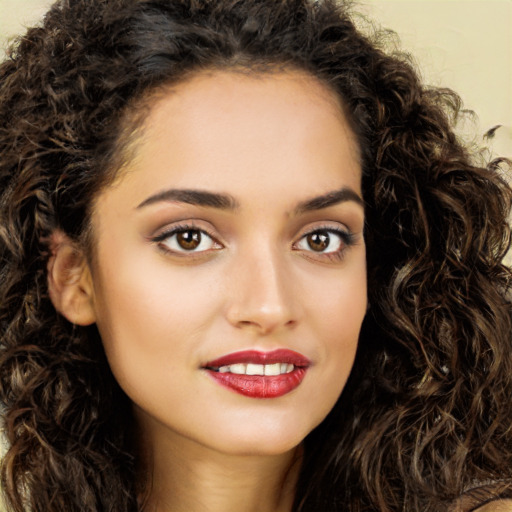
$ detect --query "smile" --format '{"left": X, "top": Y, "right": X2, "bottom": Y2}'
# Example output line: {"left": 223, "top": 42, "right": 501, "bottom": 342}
{"left": 214, "top": 363, "right": 295, "bottom": 375}
{"left": 203, "top": 349, "right": 311, "bottom": 399}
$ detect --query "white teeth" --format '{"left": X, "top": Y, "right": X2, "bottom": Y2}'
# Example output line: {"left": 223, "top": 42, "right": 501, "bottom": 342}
{"left": 246, "top": 363, "right": 264, "bottom": 375}
{"left": 215, "top": 363, "right": 296, "bottom": 375}
{"left": 264, "top": 363, "right": 281, "bottom": 376}
{"left": 230, "top": 363, "right": 247, "bottom": 375}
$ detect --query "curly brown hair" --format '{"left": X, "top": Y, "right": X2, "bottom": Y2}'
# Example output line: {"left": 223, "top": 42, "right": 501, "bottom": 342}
{"left": 1, "top": 1, "right": 511, "bottom": 511}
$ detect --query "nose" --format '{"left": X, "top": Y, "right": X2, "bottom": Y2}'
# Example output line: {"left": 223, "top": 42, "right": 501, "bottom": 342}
{"left": 225, "top": 246, "right": 299, "bottom": 335}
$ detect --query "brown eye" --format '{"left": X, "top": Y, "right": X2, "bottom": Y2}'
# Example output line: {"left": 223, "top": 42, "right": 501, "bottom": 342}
{"left": 307, "top": 231, "right": 330, "bottom": 252}
{"left": 295, "top": 228, "right": 349, "bottom": 257}
{"left": 176, "top": 230, "right": 202, "bottom": 250}
{"left": 155, "top": 227, "right": 221, "bottom": 254}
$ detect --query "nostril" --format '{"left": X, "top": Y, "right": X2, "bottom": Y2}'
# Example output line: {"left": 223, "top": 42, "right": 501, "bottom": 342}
{"left": 224, "top": 275, "right": 299, "bottom": 333}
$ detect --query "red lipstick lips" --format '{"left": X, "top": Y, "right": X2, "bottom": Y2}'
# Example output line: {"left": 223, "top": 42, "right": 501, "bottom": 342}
{"left": 203, "top": 349, "right": 310, "bottom": 399}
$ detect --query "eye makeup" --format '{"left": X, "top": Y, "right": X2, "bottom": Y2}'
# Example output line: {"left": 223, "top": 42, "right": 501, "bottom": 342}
{"left": 293, "top": 223, "right": 357, "bottom": 263}
{"left": 149, "top": 218, "right": 358, "bottom": 264}
{"left": 150, "top": 222, "right": 223, "bottom": 257}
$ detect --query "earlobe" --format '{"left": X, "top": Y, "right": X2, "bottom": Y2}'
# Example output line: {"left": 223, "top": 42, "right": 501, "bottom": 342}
{"left": 47, "top": 230, "right": 96, "bottom": 326}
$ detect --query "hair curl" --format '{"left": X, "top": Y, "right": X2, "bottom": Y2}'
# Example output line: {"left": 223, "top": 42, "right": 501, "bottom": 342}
{"left": 1, "top": 1, "right": 511, "bottom": 511}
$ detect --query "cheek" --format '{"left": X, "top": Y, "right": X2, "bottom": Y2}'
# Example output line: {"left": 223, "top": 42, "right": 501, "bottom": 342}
{"left": 331, "top": 271, "right": 367, "bottom": 339}
{"left": 90, "top": 254, "right": 221, "bottom": 391}
{"left": 93, "top": 246, "right": 217, "bottom": 332}
{"left": 308, "top": 253, "right": 367, "bottom": 340}
{"left": 299, "top": 258, "right": 367, "bottom": 421}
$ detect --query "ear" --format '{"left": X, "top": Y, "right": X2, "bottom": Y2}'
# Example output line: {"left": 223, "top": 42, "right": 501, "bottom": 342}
{"left": 47, "top": 230, "right": 96, "bottom": 325}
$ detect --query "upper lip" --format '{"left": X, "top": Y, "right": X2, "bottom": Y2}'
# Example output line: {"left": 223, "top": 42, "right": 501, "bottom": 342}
{"left": 203, "top": 349, "right": 311, "bottom": 369}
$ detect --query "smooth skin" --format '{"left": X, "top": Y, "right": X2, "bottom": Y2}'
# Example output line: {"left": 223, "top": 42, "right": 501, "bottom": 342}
{"left": 48, "top": 70, "right": 367, "bottom": 512}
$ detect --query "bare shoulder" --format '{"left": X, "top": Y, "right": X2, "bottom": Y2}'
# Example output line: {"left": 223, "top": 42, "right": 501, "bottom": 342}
{"left": 472, "top": 500, "right": 512, "bottom": 512}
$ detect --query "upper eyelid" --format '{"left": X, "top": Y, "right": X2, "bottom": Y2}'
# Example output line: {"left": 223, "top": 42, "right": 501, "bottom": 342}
{"left": 149, "top": 219, "right": 356, "bottom": 243}
{"left": 151, "top": 221, "right": 220, "bottom": 241}
{"left": 295, "top": 222, "right": 352, "bottom": 237}
{"left": 295, "top": 226, "right": 353, "bottom": 244}
{"left": 152, "top": 225, "right": 223, "bottom": 255}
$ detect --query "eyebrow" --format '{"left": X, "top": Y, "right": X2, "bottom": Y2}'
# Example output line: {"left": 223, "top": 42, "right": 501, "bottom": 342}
{"left": 136, "top": 189, "right": 239, "bottom": 210}
{"left": 136, "top": 186, "right": 364, "bottom": 212}
{"left": 294, "top": 187, "right": 364, "bottom": 214}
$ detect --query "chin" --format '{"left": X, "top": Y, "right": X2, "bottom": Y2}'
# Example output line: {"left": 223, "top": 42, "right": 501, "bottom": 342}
{"left": 221, "top": 437, "right": 304, "bottom": 458}
{"left": 206, "top": 416, "right": 317, "bottom": 457}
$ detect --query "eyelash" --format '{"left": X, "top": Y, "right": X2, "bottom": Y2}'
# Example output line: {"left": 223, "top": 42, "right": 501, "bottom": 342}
{"left": 294, "top": 225, "right": 356, "bottom": 262}
{"left": 151, "top": 223, "right": 356, "bottom": 261}
{"left": 151, "top": 223, "right": 222, "bottom": 256}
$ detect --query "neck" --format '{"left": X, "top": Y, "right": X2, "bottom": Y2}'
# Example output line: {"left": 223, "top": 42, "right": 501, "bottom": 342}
{"left": 137, "top": 420, "right": 302, "bottom": 512}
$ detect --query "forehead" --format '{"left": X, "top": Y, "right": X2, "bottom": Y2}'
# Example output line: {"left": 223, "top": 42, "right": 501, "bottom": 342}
{"left": 138, "top": 70, "right": 358, "bottom": 167}
{"left": 147, "top": 68, "right": 350, "bottom": 125}
{"left": 95, "top": 69, "right": 362, "bottom": 214}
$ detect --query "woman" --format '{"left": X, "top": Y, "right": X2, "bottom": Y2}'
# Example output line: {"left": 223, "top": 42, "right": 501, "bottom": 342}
{"left": 1, "top": 0, "right": 511, "bottom": 511}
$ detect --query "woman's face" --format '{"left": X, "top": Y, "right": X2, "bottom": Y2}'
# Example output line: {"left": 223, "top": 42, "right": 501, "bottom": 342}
{"left": 88, "top": 70, "right": 367, "bottom": 456}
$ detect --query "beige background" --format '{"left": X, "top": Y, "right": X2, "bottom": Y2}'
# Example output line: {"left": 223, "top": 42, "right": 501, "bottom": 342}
{"left": 357, "top": 0, "right": 512, "bottom": 159}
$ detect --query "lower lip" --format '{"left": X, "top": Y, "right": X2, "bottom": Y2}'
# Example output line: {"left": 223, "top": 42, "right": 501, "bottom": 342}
{"left": 205, "top": 367, "right": 308, "bottom": 398}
